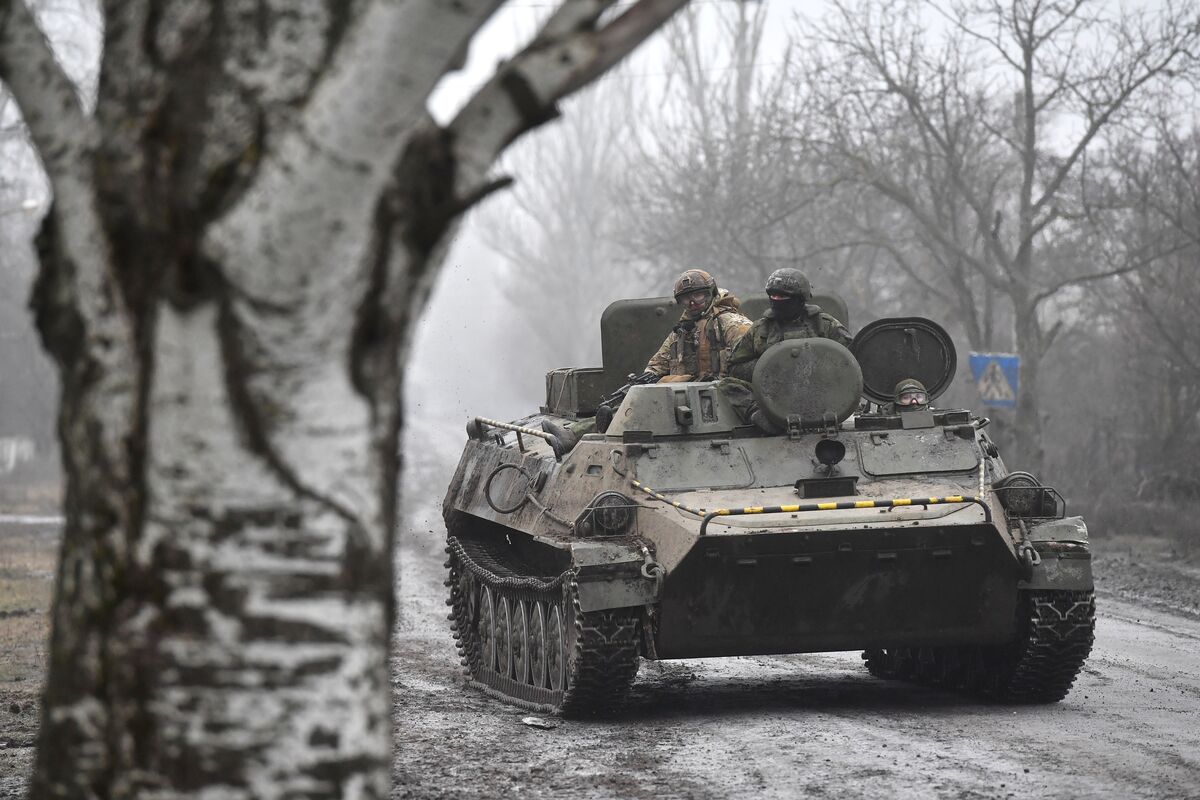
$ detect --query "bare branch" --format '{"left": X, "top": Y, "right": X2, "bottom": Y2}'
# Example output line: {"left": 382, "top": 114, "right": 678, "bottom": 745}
{"left": 844, "top": 153, "right": 1003, "bottom": 288}
{"left": 1042, "top": 318, "right": 1063, "bottom": 353}
{"left": 875, "top": 239, "right": 959, "bottom": 309}
{"left": 836, "top": 12, "right": 1016, "bottom": 279}
{"left": 563, "top": 0, "right": 692, "bottom": 98}
{"left": 448, "top": 0, "right": 689, "bottom": 193}
{"left": 1028, "top": 0, "right": 1090, "bottom": 52}
{"left": 1031, "top": 16, "right": 1200, "bottom": 221}
{"left": 930, "top": 1, "right": 1023, "bottom": 72}
{"left": 0, "top": 0, "right": 91, "bottom": 180}
{"left": 1032, "top": 238, "right": 1193, "bottom": 307}
{"left": 1122, "top": 269, "right": 1200, "bottom": 379}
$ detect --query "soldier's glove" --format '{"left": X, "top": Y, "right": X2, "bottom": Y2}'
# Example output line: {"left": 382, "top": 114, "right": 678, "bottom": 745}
{"left": 634, "top": 371, "right": 662, "bottom": 385}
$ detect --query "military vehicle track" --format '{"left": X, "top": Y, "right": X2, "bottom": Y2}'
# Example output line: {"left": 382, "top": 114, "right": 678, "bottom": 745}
{"left": 862, "top": 590, "right": 1095, "bottom": 703}
{"left": 445, "top": 535, "right": 641, "bottom": 716}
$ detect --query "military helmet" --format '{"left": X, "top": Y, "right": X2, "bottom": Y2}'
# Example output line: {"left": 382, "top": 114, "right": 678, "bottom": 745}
{"left": 673, "top": 269, "right": 717, "bottom": 300}
{"left": 894, "top": 378, "right": 927, "bottom": 395}
{"left": 765, "top": 268, "right": 812, "bottom": 300}
{"left": 893, "top": 378, "right": 929, "bottom": 409}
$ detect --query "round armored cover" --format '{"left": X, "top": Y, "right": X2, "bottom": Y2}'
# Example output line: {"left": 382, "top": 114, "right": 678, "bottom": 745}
{"left": 851, "top": 317, "right": 957, "bottom": 403}
{"left": 752, "top": 338, "right": 863, "bottom": 427}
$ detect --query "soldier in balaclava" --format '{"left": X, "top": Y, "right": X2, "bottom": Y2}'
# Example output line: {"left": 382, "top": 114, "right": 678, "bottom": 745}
{"left": 723, "top": 267, "right": 853, "bottom": 432}
{"left": 727, "top": 268, "right": 851, "bottom": 380}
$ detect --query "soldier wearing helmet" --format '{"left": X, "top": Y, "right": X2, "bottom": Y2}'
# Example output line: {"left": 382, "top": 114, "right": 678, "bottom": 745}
{"left": 885, "top": 378, "right": 929, "bottom": 413}
{"left": 542, "top": 269, "right": 750, "bottom": 452}
{"left": 727, "top": 268, "right": 852, "bottom": 381}
{"left": 642, "top": 269, "right": 752, "bottom": 382}
{"left": 723, "top": 267, "right": 852, "bottom": 431}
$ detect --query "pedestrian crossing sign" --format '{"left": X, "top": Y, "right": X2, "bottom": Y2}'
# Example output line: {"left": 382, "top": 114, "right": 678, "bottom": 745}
{"left": 968, "top": 352, "right": 1019, "bottom": 408}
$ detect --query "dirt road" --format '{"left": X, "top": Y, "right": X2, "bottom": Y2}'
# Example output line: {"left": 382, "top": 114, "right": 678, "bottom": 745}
{"left": 5, "top": 519, "right": 1199, "bottom": 797}
{"left": 394, "top": 521, "right": 1200, "bottom": 800}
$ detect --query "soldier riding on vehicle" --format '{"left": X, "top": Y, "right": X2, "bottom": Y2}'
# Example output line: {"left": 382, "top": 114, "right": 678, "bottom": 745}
{"left": 447, "top": 290, "right": 1095, "bottom": 716}
{"left": 544, "top": 269, "right": 750, "bottom": 451}
{"left": 724, "top": 267, "right": 852, "bottom": 431}
{"left": 886, "top": 378, "right": 930, "bottom": 413}
{"left": 643, "top": 269, "right": 752, "bottom": 383}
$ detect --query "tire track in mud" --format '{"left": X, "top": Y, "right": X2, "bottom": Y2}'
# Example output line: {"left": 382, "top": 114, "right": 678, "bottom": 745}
{"left": 1093, "top": 548, "right": 1200, "bottom": 620}
{"left": 394, "top": 524, "right": 711, "bottom": 799}
{"left": 395, "top": 521, "right": 1200, "bottom": 799}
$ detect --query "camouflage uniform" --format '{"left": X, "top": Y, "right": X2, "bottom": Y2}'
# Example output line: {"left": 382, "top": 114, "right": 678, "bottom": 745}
{"left": 726, "top": 304, "right": 852, "bottom": 382}
{"left": 543, "top": 286, "right": 751, "bottom": 451}
{"left": 721, "top": 304, "right": 853, "bottom": 425}
{"left": 646, "top": 289, "right": 752, "bottom": 381}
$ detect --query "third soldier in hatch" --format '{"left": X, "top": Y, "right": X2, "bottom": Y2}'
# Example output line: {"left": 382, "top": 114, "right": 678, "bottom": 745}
{"left": 885, "top": 378, "right": 930, "bottom": 413}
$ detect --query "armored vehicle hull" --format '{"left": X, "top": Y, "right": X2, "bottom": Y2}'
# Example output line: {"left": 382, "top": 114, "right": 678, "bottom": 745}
{"left": 442, "top": 304, "right": 1094, "bottom": 715}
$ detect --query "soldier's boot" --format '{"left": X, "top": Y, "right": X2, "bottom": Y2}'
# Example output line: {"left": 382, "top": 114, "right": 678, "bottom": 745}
{"left": 541, "top": 419, "right": 579, "bottom": 454}
{"left": 749, "top": 409, "right": 784, "bottom": 435}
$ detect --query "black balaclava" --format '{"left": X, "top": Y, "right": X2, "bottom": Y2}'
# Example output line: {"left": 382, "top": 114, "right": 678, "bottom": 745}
{"left": 769, "top": 294, "right": 806, "bottom": 322}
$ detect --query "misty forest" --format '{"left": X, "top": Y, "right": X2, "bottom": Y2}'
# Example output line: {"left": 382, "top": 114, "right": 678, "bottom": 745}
{"left": 0, "top": 0, "right": 1199, "bottom": 798}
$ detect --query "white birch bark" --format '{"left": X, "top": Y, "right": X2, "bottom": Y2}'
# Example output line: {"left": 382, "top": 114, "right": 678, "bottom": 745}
{"left": 0, "top": 0, "right": 688, "bottom": 795}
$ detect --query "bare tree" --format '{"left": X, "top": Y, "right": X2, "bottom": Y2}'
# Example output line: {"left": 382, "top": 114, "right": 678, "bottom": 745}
{"left": 800, "top": 0, "right": 1200, "bottom": 471}
{"left": 1090, "top": 121, "right": 1200, "bottom": 483}
{"left": 477, "top": 75, "right": 645, "bottom": 376}
{"left": 617, "top": 2, "right": 921, "bottom": 323}
{"left": 0, "top": 201, "right": 58, "bottom": 449}
{"left": 0, "top": 0, "right": 687, "bottom": 794}
{"left": 623, "top": 3, "right": 810, "bottom": 291}
{"left": 0, "top": 0, "right": 100, "bottom": 454}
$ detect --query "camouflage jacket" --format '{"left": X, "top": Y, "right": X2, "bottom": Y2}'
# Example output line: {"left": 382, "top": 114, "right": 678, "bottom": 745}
{"left": 727, "top": 304, "right": 852, "bottom": 382}
{"left": 645, "top": 289, "right": 753, "bottom": 380}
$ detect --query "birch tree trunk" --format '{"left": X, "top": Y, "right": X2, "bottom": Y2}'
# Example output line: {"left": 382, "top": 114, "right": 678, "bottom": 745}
{"left": 0, "top": 0, "right": 687, "bottom": 795}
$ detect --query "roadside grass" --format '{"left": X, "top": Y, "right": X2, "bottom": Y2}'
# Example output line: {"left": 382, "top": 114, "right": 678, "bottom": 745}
{"left": 0, "top": 513, "right": 57, "bottom": 794}
{"left": 0, "top": 523, "right": 57, "bottom": 692}
{"left": 0, "top": 459, "right": 62, "bottom": 517}
{"left": 1089, "top": 497, "right": 1200, "bottom": 562}
{"left": 0, "top": 614, "right": 47, "bottom": 685}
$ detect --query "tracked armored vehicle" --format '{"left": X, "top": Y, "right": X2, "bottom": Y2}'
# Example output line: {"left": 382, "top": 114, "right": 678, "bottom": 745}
{"left": 442, "top": 296, "right": 1094, "bottom": 715}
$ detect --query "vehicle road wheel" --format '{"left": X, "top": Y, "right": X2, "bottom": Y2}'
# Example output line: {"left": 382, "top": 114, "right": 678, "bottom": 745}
{"left": 529, "top": 601, "right": 547, "bottom": 689}
{"left": 496, "top": 594, "right": 513, "bottom": 679}
{"left": 478, "top": 585, "right": 496, "bottom": 673}
{"left": 546, "top": 604, "right": 565, "bottom": 692}
{"left": 512, "top": 599, "right": 530, "bottom": 685}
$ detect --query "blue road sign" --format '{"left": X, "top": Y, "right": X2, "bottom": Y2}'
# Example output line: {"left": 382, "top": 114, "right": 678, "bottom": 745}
{"left": 968, "top": 352, "right": 1019, "bottom": 408}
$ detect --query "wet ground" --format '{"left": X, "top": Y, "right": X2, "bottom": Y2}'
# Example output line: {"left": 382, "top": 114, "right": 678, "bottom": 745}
{"left": 393, "top": 519, "right": 1200, "bottom": 800}
{"left": 3, "top": 519, "right": 1199, "bottom": 797}
{"left": 0, "top": 520, "right": 56, "bottom": 798}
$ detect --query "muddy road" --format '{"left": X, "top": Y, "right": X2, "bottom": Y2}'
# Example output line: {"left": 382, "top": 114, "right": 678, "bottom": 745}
{"left": 394, "top": 521, "right": 1200, "bottom": 800}
{"left": 4, "top": 519, "right": 1199, "bottom": 797}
